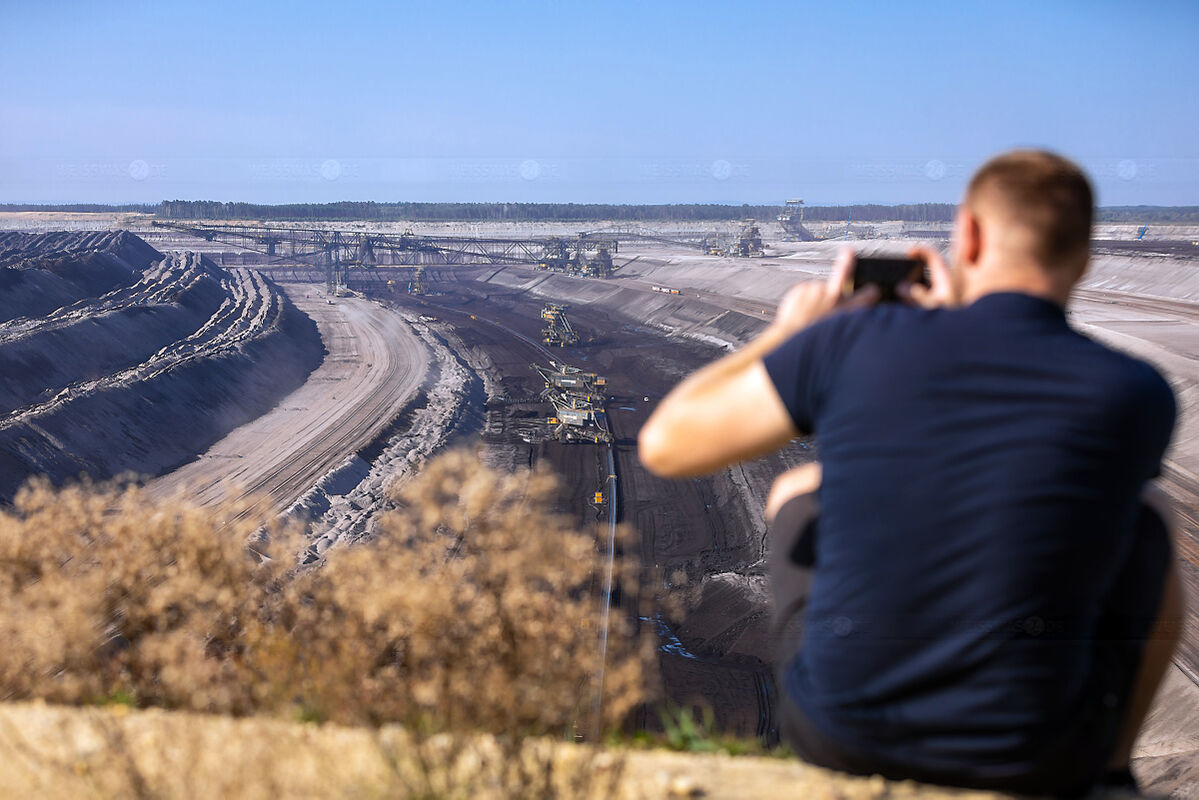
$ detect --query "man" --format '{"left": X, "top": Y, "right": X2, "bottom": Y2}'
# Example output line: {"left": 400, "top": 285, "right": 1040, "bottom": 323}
{"left": 638, "top": 151, "right": 1181, "bottom": 794}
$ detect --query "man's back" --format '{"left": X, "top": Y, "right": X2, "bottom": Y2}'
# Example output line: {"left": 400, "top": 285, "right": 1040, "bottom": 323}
{"left": 764, "top": 291, "right": 1176, "bottom": 769}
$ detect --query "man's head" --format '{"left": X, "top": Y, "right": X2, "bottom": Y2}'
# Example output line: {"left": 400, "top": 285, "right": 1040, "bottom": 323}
{"left": 951, "top": 150, "right": 1094, "bottom": 304}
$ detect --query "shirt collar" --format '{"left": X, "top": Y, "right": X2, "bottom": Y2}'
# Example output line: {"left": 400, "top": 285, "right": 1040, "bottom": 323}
{"left": 968, "top": 291, "right": 1068, "bottom": 322}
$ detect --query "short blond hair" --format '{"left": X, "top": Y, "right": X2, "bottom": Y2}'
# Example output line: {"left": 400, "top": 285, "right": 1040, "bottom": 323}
{"left": 965, "top": 150, "right": 1094, "bottom": 274}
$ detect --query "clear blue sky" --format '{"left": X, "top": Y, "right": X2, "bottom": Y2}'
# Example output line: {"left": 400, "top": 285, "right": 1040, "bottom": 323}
{"left": 2, "top": 0, "right": 1197, "bottom": 205}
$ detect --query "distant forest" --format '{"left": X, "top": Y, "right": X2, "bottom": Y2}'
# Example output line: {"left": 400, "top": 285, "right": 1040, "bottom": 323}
{"left": 3, "top": 201, "right": 1198, "bottom": 223}
{"left": 1094, "top": 206, "right": 1199, "bottom": 223}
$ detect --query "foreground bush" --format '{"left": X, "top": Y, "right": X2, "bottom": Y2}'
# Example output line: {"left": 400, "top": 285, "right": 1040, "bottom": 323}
{"left": 0, "top": 450, "right": 646, "bottom": 750}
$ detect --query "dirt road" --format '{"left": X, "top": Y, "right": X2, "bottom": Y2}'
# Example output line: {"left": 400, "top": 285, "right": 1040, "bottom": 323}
{"left": 147, "top": 288, "right": 428, "bottom": 514}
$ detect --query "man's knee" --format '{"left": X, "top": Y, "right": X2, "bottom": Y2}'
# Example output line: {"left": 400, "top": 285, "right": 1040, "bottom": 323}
{"left": 766, "top": 462, "right": 822, "bottom": 523}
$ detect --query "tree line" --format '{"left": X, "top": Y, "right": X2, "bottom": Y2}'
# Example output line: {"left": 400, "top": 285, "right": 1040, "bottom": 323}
{"left": 1095, "top": 206, "right": 1199, "bottom": 223}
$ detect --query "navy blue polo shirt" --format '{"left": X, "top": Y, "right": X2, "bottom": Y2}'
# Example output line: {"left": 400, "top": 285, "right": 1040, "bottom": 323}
{"left": 763, "top": 292, "right": 1175, "bottom": 770}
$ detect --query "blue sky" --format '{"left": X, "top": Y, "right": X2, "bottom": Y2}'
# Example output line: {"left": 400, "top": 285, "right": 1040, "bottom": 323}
{"left": 2, "top": 0, "right": 1197, "bottom": 205}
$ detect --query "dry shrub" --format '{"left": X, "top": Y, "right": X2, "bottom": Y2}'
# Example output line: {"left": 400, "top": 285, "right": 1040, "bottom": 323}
{"left": 0, "top": 450, "right": 650, "bottom": 797}
{"left": 268, "top": 449, "right": 645, "bottom": 735}
{"left": 0, "top": 478, "right": 291, "bottom": 713}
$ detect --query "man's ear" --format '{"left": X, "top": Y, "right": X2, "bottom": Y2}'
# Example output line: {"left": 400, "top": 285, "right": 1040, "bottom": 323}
{"left": 956, "top": 207, "right": 982, "bottom": 267}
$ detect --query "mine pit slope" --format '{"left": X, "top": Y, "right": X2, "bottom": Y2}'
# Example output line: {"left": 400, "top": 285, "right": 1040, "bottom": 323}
{"left": 0, "top": 231, "right": 323, "bottom": 503}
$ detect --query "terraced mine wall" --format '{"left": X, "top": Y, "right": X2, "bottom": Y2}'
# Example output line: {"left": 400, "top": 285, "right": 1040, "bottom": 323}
{"left": 0, "top": 231, "right": 163, "bottom": 322}
{"left": 441, "top": 240, "right": 1199, "bottom": 348}
{"left": 441, "top": 264, "right": 773, "bottom": 351}
{"left": 0, "top": 232, "right": 323, "bottom": 502}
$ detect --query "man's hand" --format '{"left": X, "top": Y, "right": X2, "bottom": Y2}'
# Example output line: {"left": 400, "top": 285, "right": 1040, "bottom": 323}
{"left": 899, "top": 245, "right": 959, "bottom": 308}
{"left": 772, "top": 248, "right": 879, "bottom": 339}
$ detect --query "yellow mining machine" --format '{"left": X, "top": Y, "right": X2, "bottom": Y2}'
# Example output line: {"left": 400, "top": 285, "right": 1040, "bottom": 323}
{"left": 407, "top": 266, "right": 427, "bottom": 295}
{"left": 730, "top": 219, "right": 765, "bottom": 257}
{"left": 541, "top": 303, "right": 579, "bottom": 347}
{"left": 545, "top": 393, "right": 613, "bottom": 444}
{"left": 582, "top": 246, "right": 613, "bottom": 278}
{"left": 532, "top": 361, "right": 607, "bottom": 400}
{"left": 533, "top": 359, "right": 612, "bottom": 444}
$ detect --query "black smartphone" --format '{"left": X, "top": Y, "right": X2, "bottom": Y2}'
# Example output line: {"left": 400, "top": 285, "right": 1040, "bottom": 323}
{"left": 849, "top": 256, "right": 929, "bottom": 303}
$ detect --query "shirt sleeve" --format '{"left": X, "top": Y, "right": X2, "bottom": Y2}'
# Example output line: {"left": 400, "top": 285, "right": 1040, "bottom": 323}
{"left": 762, "top": 313, "right": 849, "bottom": 435}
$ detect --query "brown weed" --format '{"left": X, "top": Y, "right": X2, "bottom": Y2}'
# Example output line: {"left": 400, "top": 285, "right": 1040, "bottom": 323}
{"left": 0, "top": 450, "right": 650, "bottom": 797}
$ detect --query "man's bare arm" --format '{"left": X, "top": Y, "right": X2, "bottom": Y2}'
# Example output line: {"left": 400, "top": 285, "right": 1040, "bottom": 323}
{"left": 638, "top": 357, "right": 796, "bottom": 478}
{"left": 639, "top": 249, "right": 873, "bottom": 478}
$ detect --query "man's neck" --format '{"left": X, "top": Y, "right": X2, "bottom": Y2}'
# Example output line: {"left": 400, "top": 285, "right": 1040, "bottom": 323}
{"left": 962, "top": 261, "right": 1073, "bottom": 307}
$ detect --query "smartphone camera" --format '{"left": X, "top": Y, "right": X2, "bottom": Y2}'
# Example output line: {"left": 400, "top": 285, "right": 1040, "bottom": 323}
{"left": 847, "top": 255, "right": 929, "bottom": 303}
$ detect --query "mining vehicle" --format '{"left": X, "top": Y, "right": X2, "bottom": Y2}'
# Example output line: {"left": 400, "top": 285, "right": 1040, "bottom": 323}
{"left": 541, "top": 303, "right": 579, "bottom": 347}
{"left": 777, "top": 199, "right": 819, "bottom": 241}
{"left": 547, "top": 394, "right": 613, "bottom": 444}
{"left": 582, "top": 247, "right": 613, "bottom": 278}
{"left": 542, "top": 385, "right": 604, "bottom": 408}
{"left": 538, "top": 238, "right": 572, "bottom": 272}
{"left": 730, "top": 219, "right": 764, "bottom": 257}
{"left": 532, "top": 361, "right": 606, "bottom": 396}
{"left": 407, "top": 266, "right": 427, "bottom": 295}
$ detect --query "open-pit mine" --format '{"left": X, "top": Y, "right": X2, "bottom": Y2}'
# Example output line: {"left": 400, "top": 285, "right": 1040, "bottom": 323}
{"left": 3, "top": 212, "right": 1199, "bottom": 794}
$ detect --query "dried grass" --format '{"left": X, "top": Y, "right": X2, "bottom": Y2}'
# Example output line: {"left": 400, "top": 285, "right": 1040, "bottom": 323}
{"left": 0, "top": 449, "right": 650, "bottom": 797}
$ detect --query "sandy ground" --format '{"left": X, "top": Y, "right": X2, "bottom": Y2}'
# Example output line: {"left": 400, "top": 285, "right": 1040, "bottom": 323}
{"left": 0, "top": 701, "right": 1033, "bottom": 800}
{"left": 147, "top": 288, "right": 428, "bottom": 516}
{"left": 294, "top": 309, "right": 481, "bottom": 557}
